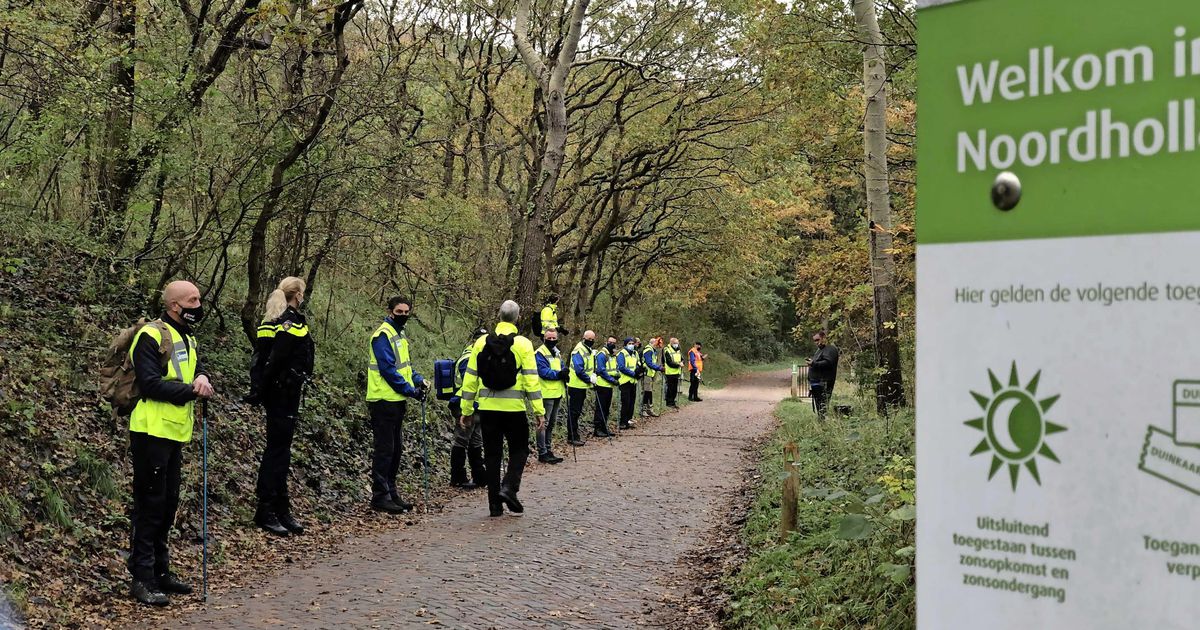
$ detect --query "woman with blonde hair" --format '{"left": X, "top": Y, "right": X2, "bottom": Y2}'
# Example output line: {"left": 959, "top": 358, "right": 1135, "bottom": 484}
{"left": 253, "top": 276, "right": 314, "bottom": 536}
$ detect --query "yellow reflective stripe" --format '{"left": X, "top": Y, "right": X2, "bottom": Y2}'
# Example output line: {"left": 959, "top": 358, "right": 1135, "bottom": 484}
{"left": 479, "top": 388, "right": 541, "bottom": 400}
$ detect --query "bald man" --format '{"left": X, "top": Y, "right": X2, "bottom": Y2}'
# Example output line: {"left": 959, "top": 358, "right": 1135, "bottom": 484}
{"left": 126, "top": 280, "right": 213, "bottom": 607}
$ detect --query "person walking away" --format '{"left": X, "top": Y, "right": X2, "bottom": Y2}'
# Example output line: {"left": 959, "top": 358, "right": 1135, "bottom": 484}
{"left": 254, "top": 277, "right": 314, "bottom": 536}
{"left": 592, "top": 337, "right": 620, "bottom": 436}
{"left": 535, "top": 328, "right": 569, "bottom": 464}
{"left": 663, "top": 337, "right": 683, "bottom": 408}
{"left": 616, "top": 337, "right": 640, "bottom": 429}
{"left": 448, "top": 327, "right": 488, "bottom": 489}
{"left": 539, "top": 294, "right": 560, "bottom": 335}
{"left": 807, "top": 330, "right": 840, "bottom": 419}
{"left": 566, "top": 330, "right": 597, "bottom": 446}
{"left": 458, "top": 300, "right": 546, "bottom": 517}
{"left": 365, "top": 296, "right": 429, "bottom": 514}
{"left": 688, "top": 341, "right": 707, "bottom": 402}
{"left": 127, "top": 280, "right": 214, "bottom": 606}
{"left": 640, "top": 337, "right": 664, "bottom": 417}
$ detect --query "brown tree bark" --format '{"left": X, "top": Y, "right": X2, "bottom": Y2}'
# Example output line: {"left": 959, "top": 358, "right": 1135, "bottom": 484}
{"left": 512, "top": 0, "right": 591, "bottom": 311}
{"left": 852, "top": 0, "right": 905, "bottom": 412}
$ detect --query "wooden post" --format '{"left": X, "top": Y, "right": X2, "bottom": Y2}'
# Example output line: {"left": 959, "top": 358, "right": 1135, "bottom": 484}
{"left": 780, "top": 442, "right": 800, "bottom": 542}
{"left": 790, "top": 363, "right": 800, "bottom": 398}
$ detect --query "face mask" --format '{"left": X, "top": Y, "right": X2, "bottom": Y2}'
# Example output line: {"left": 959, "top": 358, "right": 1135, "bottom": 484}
{"left": 606, "top": 343, "right": 617, "bottom": 352}
{"left": 180, "top": 305, "right": 205, "bottom": 325}
{"left": 671, "top": 343, "right": 679, "bottom": 349}
{"left": 548, "top": 296, "right": 558, "bottom": 304}
{"left": 545, "top": 340, "right": 557, "bottom": 349}
{"left": 584, "top": 339, "right": 595, "bottom": 348}
{"left": 392, "top": 314, "right": 409, "bottom": 328}
{"left": 626, "top": 344, "right": 635, "bottom": 352}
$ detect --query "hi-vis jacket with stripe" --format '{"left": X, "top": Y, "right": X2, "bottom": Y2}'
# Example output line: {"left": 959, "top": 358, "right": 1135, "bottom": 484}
{"left": 459, "top": 321, "right": 546, "bottom": 416}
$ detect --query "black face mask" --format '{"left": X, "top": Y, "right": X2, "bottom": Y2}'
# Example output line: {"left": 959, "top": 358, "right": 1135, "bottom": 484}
{"left": 606, "top": 342, "right": 617, "bottom": 352}
{"left": 545, "top": 340, "right": 557, "bottom": 349}
{"left": 180, "top": 305, "right": 205, "bottom": 326}
{"left": 548, "top": 296, "right": 558, "bottom": 304}
{"left": 392, "top": 314, "right": 409, "bottom": 329}
{"left": 584, "top": 339, "right": 595, "bottom": 348}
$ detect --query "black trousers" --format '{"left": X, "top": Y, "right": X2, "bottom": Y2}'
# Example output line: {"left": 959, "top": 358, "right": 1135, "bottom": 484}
{"left": 256, "top": 380, "right": 302, "bottom": 508}
{"left": 368, "top": 400, "right": 407, "bottom": 503}
{"left": 128, "top": 431, "right": 183, "bottom": 582}
{"left": 594, "top": 387, "right": 614, "bottom": 433}
{"left": 665, "top": 375, "right": 680, "bottom": 406}
{"left": 811, "top": 382, "right": 832, "bottom": 418}
{"left": 688, "top": 371, "right": 701, "bottom": 400}
{"left": 480, "top": 410, "right": 530, "bottom": 506}
{"left": 567, "top": 387, "right": 588, "bottom": 440}
{"left": 618, "top": 383, "right": 636, "bottom": 426}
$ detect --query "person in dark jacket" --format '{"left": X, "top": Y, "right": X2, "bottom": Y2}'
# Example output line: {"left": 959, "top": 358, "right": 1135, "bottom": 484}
{"left": 807, "top": 330, "right": 839, "bottom": 418}
{"left": 127, "top": 280, "right": 213, "bottom": 607}
{"left": 448, "top": 327, "right": 488, "bottom": 489}
{"left": 253, "top": 277, "right": 315, "bottom": 536}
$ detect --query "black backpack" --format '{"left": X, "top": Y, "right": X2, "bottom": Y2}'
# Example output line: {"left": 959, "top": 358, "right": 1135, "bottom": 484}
{"left": 477, "top": 333, "right": 519, "bottom": 390}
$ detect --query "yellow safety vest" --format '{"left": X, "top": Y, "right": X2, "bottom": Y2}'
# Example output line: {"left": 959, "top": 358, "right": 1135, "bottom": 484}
{"left": 536, "top": 345, "right": 564, "bottom": 399}
{"left": 540, "top": 304, "right": 559, "bottom": 334}
{"left": 664, "top": 346, "right": 682, "bottom": 376}
{"left": 459, "top": 321, "right": 546, "bottom": 416}
{"left": 366, "top": 321, "right": 414, "bottom": 402}
{"left": 617, "top": 348, "right": 639, "bottom": 386}
{"left": 128, "top": 320, "right": 198, "bottom": 443}
{"left": 642, "top": 346, "right": 660, "bottom": 381}
{"left": 568, "top": 342, "right": 595, "bottom": 389}
{"left": 594, "top": 348, "right": 618, "bottom": 388}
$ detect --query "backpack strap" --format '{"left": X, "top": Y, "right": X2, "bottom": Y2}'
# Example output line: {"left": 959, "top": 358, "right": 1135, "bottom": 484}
{"left": 149, "top": 319, "right": 180, "bottom": 376}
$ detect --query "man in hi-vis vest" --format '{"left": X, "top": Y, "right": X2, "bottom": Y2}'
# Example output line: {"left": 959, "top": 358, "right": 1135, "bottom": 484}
{"left": 366, "top": 296, "right": 428, "bottom": 514}
{"left": 127, "top": 280, "right": 213, "bottom": 607}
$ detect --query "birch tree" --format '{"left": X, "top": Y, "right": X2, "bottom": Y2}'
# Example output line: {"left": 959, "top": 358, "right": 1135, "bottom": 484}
{"left": 852, "top": 0, "right": 905, "bottom": 411}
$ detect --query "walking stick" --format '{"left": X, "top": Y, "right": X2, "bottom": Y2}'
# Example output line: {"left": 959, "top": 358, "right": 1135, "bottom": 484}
{"left": 420, "top": 398, "right": 430, "bottom": 511}
{"left": 201, "top": 400, "right": 209, "bottom": 603}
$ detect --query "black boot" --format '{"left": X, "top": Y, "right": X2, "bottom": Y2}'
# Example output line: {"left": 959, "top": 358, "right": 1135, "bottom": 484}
{"left": 468, "top": 447, "right": 487, "bottom": 488}
{"left": 450, "top": 446, "right": 477, "bottom": 488}
{"left": 156, "top": 572, "right": 193, "bottom": 595}
{"left": 275, "top": 495, "right": 304, "bottom": 535}
{"left": 131, "top": 580, "right": 169, "bottom": 607}
{"left": 255, "top": 502, "right": 290, "bottom": 537}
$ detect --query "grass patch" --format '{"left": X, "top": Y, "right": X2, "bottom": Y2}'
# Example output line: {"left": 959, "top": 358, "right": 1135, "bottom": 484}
{"left": 725, "top": 396, "right": 915, "bottom": 629}
{"left": 76, "top": 447, "right": 120, "bottom": 500}
{"left": 0, "top": 493, "right": 22, "bottom": 537}
{"left": 34, "top": 479, "right": 73, "bottom": 530}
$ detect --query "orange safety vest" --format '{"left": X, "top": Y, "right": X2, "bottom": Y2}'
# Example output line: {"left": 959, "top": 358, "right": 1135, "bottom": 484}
{"left": 689, "top": 348, "right": 704, "bottom": 374}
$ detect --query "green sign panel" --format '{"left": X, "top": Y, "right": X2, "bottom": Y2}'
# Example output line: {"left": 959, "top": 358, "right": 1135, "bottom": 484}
{"left": 918, "top": 0, "right": 1200, "bottom": 627}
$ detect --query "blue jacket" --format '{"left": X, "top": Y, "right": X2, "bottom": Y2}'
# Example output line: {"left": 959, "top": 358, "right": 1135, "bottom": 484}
{"left": 370, "top": 319, "right": 425, "bottom": 397}
{"left": 596, "top": 352, "right": 620, "bottom": 385}
{"left": 535, "top": 349, "right": 566, "bottom": 381}
{"left": 616, "top": 351, "right": 638, "bottom": 378}
{"left": 642, "top": 347, "right": 663, "bottom": 372}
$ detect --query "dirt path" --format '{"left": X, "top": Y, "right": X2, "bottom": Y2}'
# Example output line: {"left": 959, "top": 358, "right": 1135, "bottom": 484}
{"left": 139, "top": 370, "right": 787, "bottom": 629}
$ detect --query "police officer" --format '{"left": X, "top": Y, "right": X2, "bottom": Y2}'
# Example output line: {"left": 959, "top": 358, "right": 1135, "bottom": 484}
{"left": 254, "top": 277, "right": 314, "bottom": 536}
{"left": 458, "top": 300, "right": 546, "bottom": 517}
{"left": 663, "top": 337, "right": 683, "bottom": 408}
{"left": 127, "top": 280, "right": 213, "bottom": 607}
{"left": 365, "top": 296, "right": 428, "bottom": 514}
{"left": 640, "top": 337, "right": 664, "bottom": 417}
{"left": 616, "top": 337, "right": 640, "bottom": 429}
{"left": 592, "top": 336, "right": 620, "bottom": 436}
{"left": 535, "top": 328, "right": 569, "bottom": 464}
{"left": 566, "top": 330, "right": 596, "bottom": 446}
{"left": 448, "top": 327, "right": 488, "bottom": 489}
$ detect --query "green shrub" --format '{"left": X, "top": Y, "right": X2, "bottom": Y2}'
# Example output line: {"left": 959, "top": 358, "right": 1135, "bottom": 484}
{"left": 725, "top": 397, "right": 915, "bottom": 629}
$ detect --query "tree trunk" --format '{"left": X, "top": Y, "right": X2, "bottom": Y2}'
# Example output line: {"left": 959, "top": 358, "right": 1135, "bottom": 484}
{"left": 512, "top": 0, "right": 591, "bottom": 311}
{"left": 852, "top": 0, "right": 905, "bottom": 412}
{"left": 91, "top": 0, "right": 136, "bottom": 247}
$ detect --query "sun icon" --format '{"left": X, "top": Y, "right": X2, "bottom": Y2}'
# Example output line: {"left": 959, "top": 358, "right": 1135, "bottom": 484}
{"left": 965, "top": 362, "right": 1066, "bottom": 490}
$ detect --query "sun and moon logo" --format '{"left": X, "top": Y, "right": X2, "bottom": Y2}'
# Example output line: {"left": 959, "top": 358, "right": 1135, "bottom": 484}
{"left": 966, "top": 363, "right": 1067, "bottom": 490}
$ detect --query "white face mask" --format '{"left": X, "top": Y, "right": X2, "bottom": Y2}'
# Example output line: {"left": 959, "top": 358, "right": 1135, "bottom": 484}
{"left": 671, "top": 343, "right": 679, "bottom": 349}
